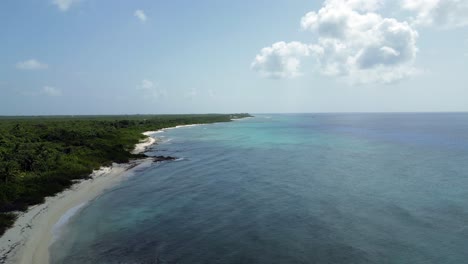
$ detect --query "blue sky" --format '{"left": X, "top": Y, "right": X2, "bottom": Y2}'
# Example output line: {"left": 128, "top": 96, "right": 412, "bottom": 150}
{"left": 1, "top": 0, "right": 467, "bottom": 115}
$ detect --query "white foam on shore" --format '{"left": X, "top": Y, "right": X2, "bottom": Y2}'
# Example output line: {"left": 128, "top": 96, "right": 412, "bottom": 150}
{"left": 143, "top": 130, "right": 164, "bottom": 136}
{"left": 51, "top": 202, "right": 87, "bottom": 242}
{"left": 175, "top": 124, "right": 201, "bottom": 128}
{"left": 132, "top": 125, "right": 199, "bottom": 154}
{"left": 131, "top": 136, "right": 157, "bottom": 154}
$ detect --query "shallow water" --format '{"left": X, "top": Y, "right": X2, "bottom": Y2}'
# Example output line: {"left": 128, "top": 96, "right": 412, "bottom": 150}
{"left": 51, "top": 113, "right": 468, "bottom": 264}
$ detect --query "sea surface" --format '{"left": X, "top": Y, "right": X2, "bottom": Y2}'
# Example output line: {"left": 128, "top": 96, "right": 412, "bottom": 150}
{"left": 51, "top": 113, "right": 468, "bottom": 264}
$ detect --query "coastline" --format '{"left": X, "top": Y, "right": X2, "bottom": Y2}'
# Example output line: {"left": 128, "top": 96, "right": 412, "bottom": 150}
{"left": 131, "top": 131, "right": 159, "bottom": 154}
{"left": 0, "top": 119, "right": 247, "bottom": 264}
{"left": 0, "top": 132, "right": 159, "bottom": 264}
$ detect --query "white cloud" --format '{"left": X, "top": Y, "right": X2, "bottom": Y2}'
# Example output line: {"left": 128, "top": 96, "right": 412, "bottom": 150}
{"left": 348, "top": 64, "right": 422, "bottom": 84}
{"left": 346, "top": 0, "right": 384, "bottom": 12}
{"left": 16, "top": 59, "right": 48, "bottom": 70}
{"left": 42, "top": 86, "right": 62, "bottom": 96}
{"left": 252, "top": 0, "right": 419, "bottom": 84}
{"left": 251, "top": 41, "right": 315, "bottom": 79}
{"left": 402, "top": 0, "right": 468, "bottom": 28}
{"left": 52, "top": 0, "right": 80, "bottom": 12}
{"left": 134, "top": 9, "right": 147, "bottom": 22}
{"left": 302, "top": 0, "right": 419, "bottom": 83}
{"left": 137, "top": 79, "right": 166, "bottom": 99}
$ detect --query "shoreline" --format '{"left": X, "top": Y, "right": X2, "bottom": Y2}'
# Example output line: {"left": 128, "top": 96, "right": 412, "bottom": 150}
{"left": 0, "top": 119, "right": 247, "bottom": 264}
{"left": 0, "top": 131, "right": 159, "bottom": 264}
{"left": 131, "top": 131, "right": 159, "bottom": 154}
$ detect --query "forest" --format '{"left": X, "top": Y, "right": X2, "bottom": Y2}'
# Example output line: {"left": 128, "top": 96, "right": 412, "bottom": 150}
{"left": 0, "top": 114, "right": 250, "bottom": 235}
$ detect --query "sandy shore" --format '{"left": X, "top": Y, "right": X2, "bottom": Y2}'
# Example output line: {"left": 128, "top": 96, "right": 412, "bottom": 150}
{"left": 0, "top": 132, "right": 159, "bottom": 264}
{"left": 131, "top": 125, "right": 203, "bottom": 155}
{"left": 131, "top": 131, "right": 159, "bottom": 154}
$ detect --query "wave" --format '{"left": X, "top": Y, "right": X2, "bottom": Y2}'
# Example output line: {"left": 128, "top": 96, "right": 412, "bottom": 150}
{"left": 52, "top": 203, "right": 87, "bottom": 242}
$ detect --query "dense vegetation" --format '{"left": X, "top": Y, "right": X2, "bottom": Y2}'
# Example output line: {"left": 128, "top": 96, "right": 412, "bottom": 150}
{"left": 0, "top": 114, "right": 251, "bottom": 235}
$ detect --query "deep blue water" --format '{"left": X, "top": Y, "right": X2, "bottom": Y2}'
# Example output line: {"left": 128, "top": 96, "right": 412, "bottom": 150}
{"left": 51, "top": 113, "right": 468, "bottom": 264}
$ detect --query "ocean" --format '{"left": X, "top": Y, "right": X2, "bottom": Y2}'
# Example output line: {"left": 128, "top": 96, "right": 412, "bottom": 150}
{"left": 50, "top": 113, "right": 468, "bottom": 264}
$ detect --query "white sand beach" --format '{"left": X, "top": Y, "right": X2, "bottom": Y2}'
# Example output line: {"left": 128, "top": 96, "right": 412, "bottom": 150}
{"left": 0, "top": 132, "right": 158, "bottom": 264}
{"left": 130, "top": 131, "right": 160, "bottom": 154}
{"left": 131, "top": 125, "right": 204, "bottom": 155}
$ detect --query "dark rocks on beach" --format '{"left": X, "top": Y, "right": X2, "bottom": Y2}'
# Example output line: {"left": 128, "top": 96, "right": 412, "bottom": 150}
{"left": 152, "top": 156, "right": 177, "bottom": 162}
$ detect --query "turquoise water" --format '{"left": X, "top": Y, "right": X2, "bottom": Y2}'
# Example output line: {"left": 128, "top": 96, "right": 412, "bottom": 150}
{"left": 51, "top": 113, "right": 468, "bottom": 264}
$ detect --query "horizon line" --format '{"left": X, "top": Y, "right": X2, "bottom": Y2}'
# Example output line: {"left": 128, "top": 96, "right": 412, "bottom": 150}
{"left": 1, "top": 111, "right": 468, "bottom": 118}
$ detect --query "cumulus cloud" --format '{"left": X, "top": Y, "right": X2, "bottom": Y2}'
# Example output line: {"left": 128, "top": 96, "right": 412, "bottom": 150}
{"left": 137, "top": 79, "right": 166, "bottom": 99}
{"left": 253, "top": 0, "right": 420, "bottom": 84}
{"left": 52, "top": 0, "right": 80, "bottom": 11}
{"left": 134, "top": 9, "right": 147, "bottom": 22}
{"left": 42, "top": 86, "right": 62, "bottom": 96}
{"left": 302, "top": 0, "right": 418, "bottom": 83}
{"left": 16, "top": 59, "right": 48, "bottom": 70}
{"left": 346, "top": 0, "right": 384, "bottom": 12}
{"left": 402, "top": 0, "right": 468, "bottom": 28}
{"left": 251, "top": 41, "right": 315, "bottom": 79}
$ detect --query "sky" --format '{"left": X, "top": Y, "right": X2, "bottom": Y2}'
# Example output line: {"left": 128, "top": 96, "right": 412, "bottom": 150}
{"left": 1, "top": 0, "right": 467, "bottom": 115}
